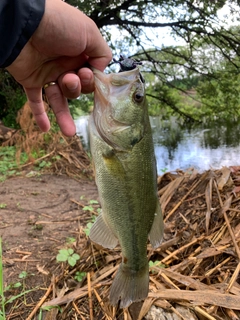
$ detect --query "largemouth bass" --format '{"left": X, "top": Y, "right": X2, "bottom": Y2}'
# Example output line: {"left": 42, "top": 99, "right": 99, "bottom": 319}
{"left": 89, "top": 66, "right": 163, "bottom": 308}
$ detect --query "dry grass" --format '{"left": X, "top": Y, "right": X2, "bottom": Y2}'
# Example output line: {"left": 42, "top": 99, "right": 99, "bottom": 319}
{"left": 2, "top": 101, "right": 92, "bottom": 179}
{"left": 2, "top": 103, "right": 240, "bottom": 319}
{"left": 11, "top": 166, "right": 239, "bottom": 320}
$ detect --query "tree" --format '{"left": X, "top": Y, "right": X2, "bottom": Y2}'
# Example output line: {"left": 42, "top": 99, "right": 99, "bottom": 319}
{"left": 2, "top": 0, "right": 240, "bottom": 126}
{"left": 65, "top": 0, "right": 240, "bottom": 122}
{"left": 0, "top": 70, "right": 26, "bottom": 127}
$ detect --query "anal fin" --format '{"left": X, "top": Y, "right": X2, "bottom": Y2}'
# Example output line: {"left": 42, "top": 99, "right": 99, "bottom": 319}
{"left": 89, "top": 213, "right": 118, "bottom": 249}
{"left": 149, "top": 200, "right": 164, "bottom": 248}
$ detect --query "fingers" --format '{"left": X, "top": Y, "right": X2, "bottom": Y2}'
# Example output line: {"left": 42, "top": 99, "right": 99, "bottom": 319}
{"left": 44, "top": 83, "right": 76, "bottom": 137}
{"left": 25, "top": 85, "right": 76, "bottom": 137}
{"left": 58, "top": 68, "right": 95, "bottom": 97}
{"left": 84, "top": 19, "right": 112, "bottom": 71}
{"left": 58, "top": 72, "right": 81, "bottom": 99}
{"left": 58, "top": 67, "right": 95, "bottom": 97}
{"left": 24, "top": 69, "right": 94, "bottom": 137}
{"left": 44, "top": 69, "right": 94, "bottom": 136}
{"left": 23, "top": 67, "right": 98, "bottom": 136}
{"left": 24, "top": 88, "right": 50, "bottom": 132}
{"left": 78, "top": 68, "right": 95, "bottom": 93}
{"left": 87, "top": 52, "right": 112, "bottom": 72}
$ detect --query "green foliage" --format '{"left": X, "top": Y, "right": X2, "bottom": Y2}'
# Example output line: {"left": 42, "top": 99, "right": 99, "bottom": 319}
{"left": 82, "top": 199, "right": 100, "bottom": 213}
{"left": 0, "top": 146, "right": 27, "bottom": 182}
{"left": 89, "top": 200, "right": 99, "bottom": 205}
{"left": 82, "top": 205, "right": 95, "bottom": 212}
{"left": 3, "top": 287, "right": 35, "bottom": 305}
{"left": 196, "top": 66, "right": 240, "bottom": 121}
{"left": 0, "top": 146, "right": 54, "bottom": 182}
{"left": 69, "top": 94, "right": 93, "bottom": 119}
{"left": 18, "top": 271, "right": 28, "bottom": 279}
{"left": 142, "top": 44, "right": 240, "bottom": 122}
{"left": 36, "top": 160, "right": 52, "bottom": 169}
{"left": 149, "top": 260, "right": 165, "bottom": 268}
{"left": 0, "top": 145, "right": 63, "bottom": 182}
{"left": 40, "top": 305, "right": 62, "bottom": 316}
{"left": 84, "top": 222, "right": 94, "bottom": 237}
{"left": 56, "top": 248, "right": 80, "bottom": 267}
{"left": 0, "top": 239, "right": 36, "bottom": 320}
{"left": 149, "top": 260, "right": 166, "bottom": 273}
{"left": 2, "top": 0, "right": 240, "bottom": 125}
{"left": 74, "top": 271, "right": 86, "bottom": 282}
{"left": 0, "top": 70, "right": 26, "bottom": 128}
{"left": 66, "top": 237, "right": 76, "bottom": 244}
{"left": 82, "top": 199, "right": 99, "bottom": 236}
{"left": 84, "top": 215, "right": 97, "bottom": 236}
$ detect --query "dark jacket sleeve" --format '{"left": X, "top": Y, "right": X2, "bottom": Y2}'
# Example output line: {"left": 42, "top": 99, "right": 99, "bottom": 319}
{"left": 0, "top": 0, "right": 45, "bottom": 68}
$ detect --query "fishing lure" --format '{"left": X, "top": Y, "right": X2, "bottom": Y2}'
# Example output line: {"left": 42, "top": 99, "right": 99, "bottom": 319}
{"left": 113, "top": 55, "right": 145, "bottom": 82}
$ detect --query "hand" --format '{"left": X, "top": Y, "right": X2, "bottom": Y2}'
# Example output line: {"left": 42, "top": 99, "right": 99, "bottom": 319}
{"left": 6, "top": 0, "right": 112, "bottom": 136}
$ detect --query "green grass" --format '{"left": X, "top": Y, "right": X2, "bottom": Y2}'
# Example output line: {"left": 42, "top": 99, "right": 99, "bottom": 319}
{"left": 0, "top": 146, "right": 27, "bottom": 182}
{"left": 0, "top": 146, "right": 62, "bottom": 182}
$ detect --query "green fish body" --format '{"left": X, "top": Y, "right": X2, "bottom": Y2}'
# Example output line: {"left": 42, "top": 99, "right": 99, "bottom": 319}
{"left": 89, "top": 67, "right": 163, "bottom": 308}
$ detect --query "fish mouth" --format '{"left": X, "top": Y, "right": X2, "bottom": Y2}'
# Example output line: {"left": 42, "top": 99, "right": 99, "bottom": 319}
{"left": 92, "top": 68, "right": 144, "bottom": 151}
{"left": 93, "top": 67, "right": 140, "bottom": 80}
{"left": 93, "top": 68, "right": 141, "bottom": 96}
{"left": 92, "top": 67, "right": 141, "bottom": 119}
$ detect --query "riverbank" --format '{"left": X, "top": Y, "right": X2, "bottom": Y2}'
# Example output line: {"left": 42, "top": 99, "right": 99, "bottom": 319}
{"left": 1, "top": 162, "right": 240, "bottom": 319}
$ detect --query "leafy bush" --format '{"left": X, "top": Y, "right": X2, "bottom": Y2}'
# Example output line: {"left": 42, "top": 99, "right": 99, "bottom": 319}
{"left": 0, "top": 70, "right": 26, "bottom": 128}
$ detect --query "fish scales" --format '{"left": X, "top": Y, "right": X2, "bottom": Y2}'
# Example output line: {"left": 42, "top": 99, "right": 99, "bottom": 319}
{"left": 89, "top": 67, "right": 163, "bottom": 308}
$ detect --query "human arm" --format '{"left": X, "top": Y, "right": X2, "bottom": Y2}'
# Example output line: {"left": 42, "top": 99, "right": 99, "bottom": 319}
{"left": 1, "top": 0, "right": 112, "bottom": 136}
{"left": 0, "top": 0, "right": 45, "bottom": 68}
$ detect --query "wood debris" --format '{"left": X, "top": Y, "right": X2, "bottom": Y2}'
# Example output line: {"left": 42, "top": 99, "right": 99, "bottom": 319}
{"left": 36, "top": 166, "right": 240, "bottom": 319}
{"left": 2, "top": 106, "right": 240, "bottom": 319}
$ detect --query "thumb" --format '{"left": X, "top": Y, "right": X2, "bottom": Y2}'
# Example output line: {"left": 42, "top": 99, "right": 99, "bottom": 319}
{"left": 24, "top": 87, "right": 50, "bottom": 132}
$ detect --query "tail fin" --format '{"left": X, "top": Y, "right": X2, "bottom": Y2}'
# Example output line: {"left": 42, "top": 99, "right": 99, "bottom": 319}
{"left": 109, "top": 263, "right": 149, "bottom": 308}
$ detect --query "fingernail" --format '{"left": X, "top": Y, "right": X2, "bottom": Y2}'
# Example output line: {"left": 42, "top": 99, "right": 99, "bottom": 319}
{"left": 66, "top": 81, "right": 78, "bottom": 91}
{"left": 81, "top": 78, "right": 90, "bottom": 85}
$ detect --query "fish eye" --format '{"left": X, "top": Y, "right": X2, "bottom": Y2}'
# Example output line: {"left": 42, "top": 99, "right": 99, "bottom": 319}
{"left": 133, "top": 92, "right": 144, "bottom": 103}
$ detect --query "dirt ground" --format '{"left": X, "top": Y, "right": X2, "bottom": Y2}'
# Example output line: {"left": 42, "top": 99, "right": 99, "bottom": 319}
{"left": 1, "top": 167, "right": 240, "bottom": 320}
{"left": 0, "top": 174, "right": 99, "bottom": 319}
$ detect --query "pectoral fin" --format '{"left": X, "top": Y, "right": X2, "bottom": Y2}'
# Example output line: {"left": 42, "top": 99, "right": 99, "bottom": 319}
{"left": 149, "top": 201, "right": 164, "bottom": 248}
{"left": 89, "top": 213, "right": 118, "bottom": 249}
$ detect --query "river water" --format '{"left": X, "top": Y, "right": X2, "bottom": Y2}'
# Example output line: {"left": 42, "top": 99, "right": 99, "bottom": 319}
{"left": 74, "top": 116, "right": 240, "bottom": 174}
{"left": 151, "top": 117, "right": 240, "bottom": 173}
